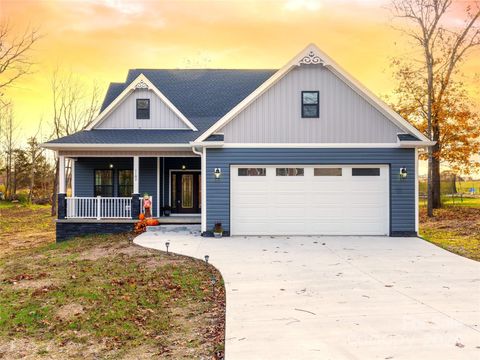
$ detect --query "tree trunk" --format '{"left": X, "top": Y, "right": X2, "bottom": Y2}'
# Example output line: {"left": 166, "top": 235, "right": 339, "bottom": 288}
{"left": 452, "top": 174, "right": 457, "bottom": 194}
{"left": 431, "top": 153, "right": 442, "bottom": 209}
{"left": 427, "top": 148, "right": 434, "bottom": 217}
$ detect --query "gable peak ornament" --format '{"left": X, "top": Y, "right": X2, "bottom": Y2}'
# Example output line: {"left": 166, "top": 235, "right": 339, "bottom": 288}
{"left": 135, "top": 80, "right": 149, "bottom": 89}
{"left": 298, "top": 50, "right": 324, "bottom": 66}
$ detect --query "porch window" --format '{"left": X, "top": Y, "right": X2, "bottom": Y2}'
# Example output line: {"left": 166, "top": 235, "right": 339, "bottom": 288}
{"left": 136, "top": 99, "right": 150, "bottom": 119}
{"left": 94, "top": 170, "right": 113, "bottom": 197}
{"left": 118, "top": 170, "right": 133, "bottom": 197}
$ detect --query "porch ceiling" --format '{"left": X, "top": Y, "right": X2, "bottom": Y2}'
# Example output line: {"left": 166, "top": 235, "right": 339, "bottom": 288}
{"left": 58, "top": 149, "right": 198, "bottom": 157}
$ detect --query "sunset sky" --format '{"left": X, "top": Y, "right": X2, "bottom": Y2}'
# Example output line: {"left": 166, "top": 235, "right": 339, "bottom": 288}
{"left": 1, "top": 0, "right": 479, "bottom": 153}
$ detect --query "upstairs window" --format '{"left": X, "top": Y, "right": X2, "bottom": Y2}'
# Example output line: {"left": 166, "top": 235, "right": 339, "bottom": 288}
{"left": 301, "top": 91, "right": 319, "bottom": 118}
{"left": 136, "top": 99, "right": 150, "bottom": 119}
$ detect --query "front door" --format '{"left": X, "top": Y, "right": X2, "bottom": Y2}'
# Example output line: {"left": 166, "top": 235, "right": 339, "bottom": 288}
{"left": 171, "top": 172, "right": 201, "bottom": 214}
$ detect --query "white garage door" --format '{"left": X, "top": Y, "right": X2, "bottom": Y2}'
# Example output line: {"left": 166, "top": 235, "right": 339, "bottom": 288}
{"left": 231, "top": 165, "right": 389, "bottom": 236}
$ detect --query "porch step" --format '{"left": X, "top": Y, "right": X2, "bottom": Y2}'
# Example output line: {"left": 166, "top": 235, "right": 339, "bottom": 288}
{"left": 157, "top": 216, "right": 201, "bottom": 225}
{"left": 146, "top": 224, "right": 201, "bottom": 235}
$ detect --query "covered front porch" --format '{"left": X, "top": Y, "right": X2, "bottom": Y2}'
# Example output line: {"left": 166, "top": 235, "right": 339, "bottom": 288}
{"left": 57, "top": 152, "right": 202, "bottom": 223}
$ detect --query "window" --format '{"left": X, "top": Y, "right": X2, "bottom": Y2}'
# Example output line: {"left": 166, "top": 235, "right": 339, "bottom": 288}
{"left": 314, "top": 168, "right": 342, "bottom": 176}
{"left": 136, "top": 99, "right": 150, "bottom": 119}
{"left": 94, "top": 170, "right": 113, "bottom": 197}
{"left": 118, "top": 170, "right": 133, "bottom": 197}
{"left": 301, "top": 91, "right": 319, "bottom": 118}
{"left": 276, "top": 168, "right": 304, "bottom": 176}
{"left": 238, "top": 168, "right": 266, "bottom": 176}
{"left": 352, "top": 168, "right": 380, "bottom": 176}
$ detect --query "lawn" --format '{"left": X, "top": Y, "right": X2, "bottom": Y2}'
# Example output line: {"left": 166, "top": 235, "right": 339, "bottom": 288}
{"left": 420, "top": 206, "right": 480, "bottom": 261}
{"left": 0, "top": 203, "right": 225, "bottom": 359}
{"left": 0, "top": 201, "right": 56, "bottom": 257}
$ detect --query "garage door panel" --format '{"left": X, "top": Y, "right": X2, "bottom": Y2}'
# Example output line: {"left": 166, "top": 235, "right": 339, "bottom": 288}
{"left": 231, "top": 165, "right": 389, "bottom": 236}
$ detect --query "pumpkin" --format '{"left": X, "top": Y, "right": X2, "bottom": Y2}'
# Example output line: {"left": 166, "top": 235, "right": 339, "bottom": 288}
{"left": 146, "top": 218, "right": 159, "bottom": 226}
{"left": 138, "top": 213, "right": 145, "bottom": 221}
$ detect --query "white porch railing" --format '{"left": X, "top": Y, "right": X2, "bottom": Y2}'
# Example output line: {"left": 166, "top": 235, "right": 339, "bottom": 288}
{"left": 66, "top": 196, "right": 132, "bottom": 219}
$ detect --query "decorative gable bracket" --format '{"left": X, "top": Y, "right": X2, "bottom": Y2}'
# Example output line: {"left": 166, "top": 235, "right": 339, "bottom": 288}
{"left": 297, "top": 50, "right": 325, "bottom": 66}
{"left": 135, "top": 80, "right": 149, "bottom": 89}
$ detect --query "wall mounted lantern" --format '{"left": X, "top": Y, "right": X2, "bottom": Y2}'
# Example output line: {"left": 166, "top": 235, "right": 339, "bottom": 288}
{"left": 399, "top": 167, "right": 408, "bottom": 180}
{"left": 214, "top": 168, "right": 222, "bottom": 179}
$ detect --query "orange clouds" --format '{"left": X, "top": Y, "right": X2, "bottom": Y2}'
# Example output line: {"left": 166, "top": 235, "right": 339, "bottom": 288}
{"left": 1, "top": 0, "right": 478, "bottom": 142}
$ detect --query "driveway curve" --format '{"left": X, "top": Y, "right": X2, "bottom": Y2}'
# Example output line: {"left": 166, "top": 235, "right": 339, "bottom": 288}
{"left": 135, "top": 226, "right": 480, "bottom": 360}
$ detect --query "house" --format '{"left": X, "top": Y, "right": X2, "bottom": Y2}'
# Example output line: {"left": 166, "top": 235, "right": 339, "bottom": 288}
{"left": 42, "top": 44, "right": 434, "bottom": 241}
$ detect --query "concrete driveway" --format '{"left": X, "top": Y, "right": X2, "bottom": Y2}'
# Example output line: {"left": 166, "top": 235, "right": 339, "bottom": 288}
{"left": 135, "top": 226, "right": 480, "bottom": 359}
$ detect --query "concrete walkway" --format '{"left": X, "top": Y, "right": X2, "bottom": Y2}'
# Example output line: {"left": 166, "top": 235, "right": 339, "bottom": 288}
{"left": 135, "top": 226, "right": 480, "bottom": 359}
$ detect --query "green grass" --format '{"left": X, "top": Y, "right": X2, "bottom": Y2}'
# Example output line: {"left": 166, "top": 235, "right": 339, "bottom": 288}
{"left": 419, "top": 180, "right": 480, "bottom": 195}
{"left": 420, "top": 207, "right": 480, "bottom": 261}
{"left": 0, "top": 234, "right": 225, "bottom": 358}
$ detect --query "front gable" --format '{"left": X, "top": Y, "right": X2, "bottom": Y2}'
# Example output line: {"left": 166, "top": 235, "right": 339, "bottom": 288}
{"left": 219, "top": 64, "right": 403, "bottom": 143}
{"left": 96, "top": 88, "right": 190, "bottom": 130}
{"left": 195, "top": 44, "right": 431, "bottom": 144}
{"left": 88, "top": 74, "right": 197, "bottom": 131}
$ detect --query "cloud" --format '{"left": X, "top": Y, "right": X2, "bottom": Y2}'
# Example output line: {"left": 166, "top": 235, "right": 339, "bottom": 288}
{"left": 284, "top": 0, "right": 323, "bottom": 11}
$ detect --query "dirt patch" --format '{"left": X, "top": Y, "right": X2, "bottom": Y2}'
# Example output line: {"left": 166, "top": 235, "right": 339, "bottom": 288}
{"left": 56, "top": 304, "right": 85, "bottom": 321}
{"left": 12, "top": 278, "right": 57, "bottom": 290}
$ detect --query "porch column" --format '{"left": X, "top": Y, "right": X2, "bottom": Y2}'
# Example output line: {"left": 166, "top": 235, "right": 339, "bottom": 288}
{"left": 71, "top": 159, "right": 76, "bottom": 197}
{"left": 131, "top": 156, "right": 140, "bottom": 219}
{"left": 201, "top": 147, "right": 207, "bottom": 233}
{"left": 58, "top": 155, "right": 66, "bottom": 219}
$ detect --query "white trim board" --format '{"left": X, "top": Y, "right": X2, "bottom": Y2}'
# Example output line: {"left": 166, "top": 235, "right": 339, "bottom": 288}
{"left": 86, "top": 73, "right": 197, "bottom": 131}
{"left": 195, "top": 43, "right": 430, "bottom": 143}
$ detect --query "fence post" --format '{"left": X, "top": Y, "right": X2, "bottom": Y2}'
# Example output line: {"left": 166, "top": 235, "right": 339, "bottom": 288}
{"left": 97, "top": 196, "right": 101, "bottom": 220}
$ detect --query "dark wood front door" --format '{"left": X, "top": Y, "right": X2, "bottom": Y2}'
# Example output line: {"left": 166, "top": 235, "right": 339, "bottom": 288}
{"left": 171, "top": 172, "right": 201, "bottom": 214}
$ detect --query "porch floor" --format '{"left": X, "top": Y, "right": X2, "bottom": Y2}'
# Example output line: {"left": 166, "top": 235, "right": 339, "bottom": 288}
{"left": 57, "top": 215, "right": 201, "bottom": 225}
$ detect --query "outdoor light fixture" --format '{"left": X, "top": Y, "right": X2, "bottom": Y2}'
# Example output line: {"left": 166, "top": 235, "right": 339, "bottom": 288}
{"left": 109, "top": 163, "right": 114, "bottom": 169}
{"left": 204, "top": 255, "right": 210, "bottom": 264}
{"left": 181, "top": 164, "right": 186, "bottom": 170}
{"left": 165, "top": 241, "right": 170, "bottom": 254}
{"left": 400, "top": 167, "right": 408, "bottom": 180}
{"left": 214, "top": 168, "right": 222, "bottom": 179}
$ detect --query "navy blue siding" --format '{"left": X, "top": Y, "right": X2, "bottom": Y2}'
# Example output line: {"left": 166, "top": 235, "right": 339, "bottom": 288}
{"left": 161, "top": 157, "right": 201, "bottom": 207}
{"left": 75, "top": 157, "right": 158, "bottom": 216}
{"left": 75, "top": 158, "right": 133, "bottom": 197}
{"left": 206, "top": 148, "right": 416, "bottom": 235}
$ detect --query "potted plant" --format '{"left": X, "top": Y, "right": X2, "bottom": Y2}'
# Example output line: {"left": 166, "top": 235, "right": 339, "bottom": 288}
{"left": 213, "top": 222, "right": 223, "bottom": 238}
{"left": 162, "top": 205, "right": 172, "bottom": 217}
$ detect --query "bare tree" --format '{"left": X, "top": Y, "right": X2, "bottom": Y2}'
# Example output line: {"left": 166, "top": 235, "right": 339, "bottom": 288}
{"left": 390, "top": 0, "right": 480, "bottom": 216}
{"left": 0, "top": 103, "right": 18, "bottom": 199}
{"left": 0, "top": 21, "right": 40, "bottom": 107}
{"left": 50, "top": 68, "right": 100, "bottom": 215}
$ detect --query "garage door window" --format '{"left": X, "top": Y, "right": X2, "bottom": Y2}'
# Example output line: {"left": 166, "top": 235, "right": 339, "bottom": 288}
{"left": 352, "top": 168, "right": 380, "bottom": 176}
{"left": 276, "top": 168, "right": 304, "bottom": 176}
{"left": 238, "top": 168, "right": 266, "bottom": 176}
{"left": 314, "top": 168, "right": 342, "bottom": 176}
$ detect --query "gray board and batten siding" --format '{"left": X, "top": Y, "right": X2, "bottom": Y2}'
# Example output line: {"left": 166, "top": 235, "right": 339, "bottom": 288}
{"left": 96, "top": 89, "right": 190, "bottom": 130}
{"left": 219, "top": 65, "right": 404, "bottom": 143}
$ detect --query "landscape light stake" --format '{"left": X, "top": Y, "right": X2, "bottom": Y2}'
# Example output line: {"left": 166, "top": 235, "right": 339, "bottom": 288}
{"left": 204, "top": 255, "right": 210, "bottom": 265}
{"left": 211, "top": 274, "right": 217, "bottom": 297}
{"left": 165, "top": 241, "right": 170, "bottom": 254}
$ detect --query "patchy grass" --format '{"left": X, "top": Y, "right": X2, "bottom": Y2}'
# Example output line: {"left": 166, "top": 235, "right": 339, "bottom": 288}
{"left": 0, "top": 201, "right": 55, "bottom": 258}
{"left": 420, "top": 207, "right": 480, "bottom": 261}
{"left": 0, "top": 234, "right": 225, "bottom": 359}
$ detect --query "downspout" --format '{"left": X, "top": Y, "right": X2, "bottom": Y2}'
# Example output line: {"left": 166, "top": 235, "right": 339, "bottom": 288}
{"left": 191, "top": 145, "right": 207, "bottom": 234}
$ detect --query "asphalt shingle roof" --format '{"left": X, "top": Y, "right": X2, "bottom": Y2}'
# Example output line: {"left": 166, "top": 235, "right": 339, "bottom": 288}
{"left": 48, "top": 69, "right": 276, "bottom": 145}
